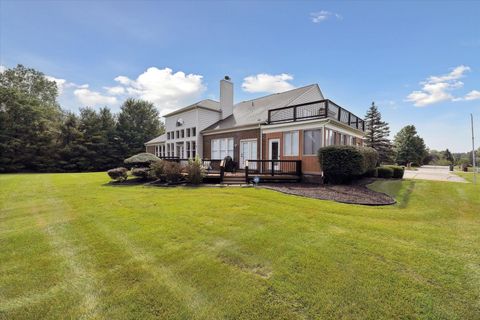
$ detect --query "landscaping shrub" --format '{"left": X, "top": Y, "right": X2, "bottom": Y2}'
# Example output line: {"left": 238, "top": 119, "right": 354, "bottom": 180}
{"left": 318, "top": 146, "right": 365, "bottom": 184}
{"left": 364, "top": 168, "right": 378, "bottom": 178}
{"left": 384, "top": 165, "right": 405, "bottom": 179}
{"left": 131, "top": 167, "right": 150, "bottom": 179}
{"left": 185, "top": 157, "right": 205, "bottom": 184}
{"left": 318, "top": 146, "right": 379, "bottom": 184}
{"left": 377, "top": 166, "right": 394, "bottom": 179}
{"left": 149, "top": 160, "right": 165, "bottom": 180}
{"left": 360, "top": 147, "right": 379, "bottom": 171}
{"left": 163, "top": 161, "right": 183, "bottom": 183}
{"left": 107, "top": 167, "right": 128, "bottom": 182}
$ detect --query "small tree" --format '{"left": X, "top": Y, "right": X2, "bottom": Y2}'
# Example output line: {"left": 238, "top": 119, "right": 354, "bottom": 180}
{"left": 393, "top": 125, "right": 427, "bottom": 166}
{"left": 443, "top": 149, "right": 454, "bottom": 164}
{"left": 185, "top": 156, "right": 205, "bottom": 184}
{"left": 364, "top": 102, "right": 393, "bottom": 164}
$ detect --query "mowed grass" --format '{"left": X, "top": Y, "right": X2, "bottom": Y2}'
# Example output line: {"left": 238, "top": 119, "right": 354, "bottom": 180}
{"left": 0, "top": 173, "right": 479, "bottom": 319}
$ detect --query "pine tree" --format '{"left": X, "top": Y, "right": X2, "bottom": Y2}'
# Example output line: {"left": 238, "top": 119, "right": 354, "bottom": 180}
{"left": 116, "top": 98, "right": 163, "bottom": 157}
{"left": 364, "top": 102, "right": 393, "bottom": 164}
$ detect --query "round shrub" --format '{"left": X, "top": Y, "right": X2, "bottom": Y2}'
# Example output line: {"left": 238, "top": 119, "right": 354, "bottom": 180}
{"left": 318, "top": 146, "right": 365, "bottom": 184}
{"left": 163, "top": 161, "right": 183, "bottom": 183}
{"left": 185, "top": 157, "right": 205, "bottom": 184}
{"left": 384, "top": 165, "right": 405, "bottom": 179}
{"left": 377, "top": 166, "right": 394, "bottom": 179}
{"left": 149, "top": 160, "right": 165, "bottom": 180}
{"left": 107, "top": 167, "right": 128, "bottom": 182}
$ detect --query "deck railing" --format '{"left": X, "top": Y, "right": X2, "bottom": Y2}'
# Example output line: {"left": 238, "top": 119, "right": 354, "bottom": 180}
{"left": 244, "top": 159, "right": 301, "bottom": 183}
{"left": 267, "top": 99, "right": 365, "bottom": 131}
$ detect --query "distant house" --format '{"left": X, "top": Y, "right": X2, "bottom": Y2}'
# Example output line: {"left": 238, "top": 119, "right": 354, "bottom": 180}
{"left": 145, "top": 77, "right": 365, "bottom": 180}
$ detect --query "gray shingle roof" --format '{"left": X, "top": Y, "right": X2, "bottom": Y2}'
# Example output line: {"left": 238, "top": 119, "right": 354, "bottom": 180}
{"left": 202, "top": 84, "right": 323, "bottom": 132}
{"left": 145, "top": 133, "right": 166, "bottom": 145}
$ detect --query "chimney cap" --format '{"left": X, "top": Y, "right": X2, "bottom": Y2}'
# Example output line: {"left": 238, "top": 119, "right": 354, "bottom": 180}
{"left": 224, "top": 75, "right": 231, "bottom": 81}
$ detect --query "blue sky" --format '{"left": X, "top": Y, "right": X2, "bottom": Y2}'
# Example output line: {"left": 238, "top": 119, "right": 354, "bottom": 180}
{"left": 1, "top": 0, "right": 479, "bottom": 152}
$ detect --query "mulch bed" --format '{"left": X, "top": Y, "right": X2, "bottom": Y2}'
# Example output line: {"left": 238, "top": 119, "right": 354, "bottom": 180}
{"left": 260, "top": 180, "right": 395, "bottom": 206}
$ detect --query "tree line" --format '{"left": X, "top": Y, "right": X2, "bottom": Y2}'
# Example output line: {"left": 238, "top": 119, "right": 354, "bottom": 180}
{"left": 363, "top": 102, "right": 428, "bottom": 166}
{"left": 0, "top": 65, "right": 164, "bottom": 173}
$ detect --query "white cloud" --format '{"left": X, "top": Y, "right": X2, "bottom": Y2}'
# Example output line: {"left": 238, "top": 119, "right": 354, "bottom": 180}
{"left": 0, "top": 65, "right": 6, "bottom": 73}
{"left": 310, "top": 11, "right": 342, "bottom": 23}
{"left": 242, "top": 73, "right": 295, "bottom": 94}
{"left": 464, "top": 90, "right": 480, "bottom": 101}
{"left": 406, "top": 65, "right": 478, "bottom": 107}
{"left": 74, "top": 86, "right": 118, "bottom": 106}
{"left": 112, "top": 67, "right": 206, "bottom": 112}
{"left": 104, "top": 86, "right": 125, "bottom": 95}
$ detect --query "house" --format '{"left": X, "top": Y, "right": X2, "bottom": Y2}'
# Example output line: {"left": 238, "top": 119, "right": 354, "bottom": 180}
{"left": 145, "top": 77, "right": 365, "bottom": 181}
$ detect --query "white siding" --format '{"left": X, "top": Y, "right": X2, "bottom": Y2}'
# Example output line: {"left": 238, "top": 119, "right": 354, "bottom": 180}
{"left": 163, "top": 108, "right": 221, "bottom": 158}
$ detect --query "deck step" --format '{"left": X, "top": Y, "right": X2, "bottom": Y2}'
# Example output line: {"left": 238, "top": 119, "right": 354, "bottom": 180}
{"left": 221, "top": 176, "right": 247, "bottom": 184}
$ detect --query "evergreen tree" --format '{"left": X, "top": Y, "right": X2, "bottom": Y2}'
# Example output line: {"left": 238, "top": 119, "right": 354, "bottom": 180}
{"left": 364, "top": 102, "right": 393, "bottom": 164}
{"left": 116, "top": 98, "right": 163, "bottom": 157}
{"left": 393, "top": 125, "right": 428, "bottom": 165}
{"left": 443, "top": 149, "right": 454, "bottom": 164}
{"left": 58, "top": 112, "right": 88, "bottom": 171}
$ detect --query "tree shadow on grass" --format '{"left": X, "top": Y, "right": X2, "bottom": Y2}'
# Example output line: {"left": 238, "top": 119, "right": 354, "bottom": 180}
{"left": 397, "top": 180, "right": 416, "bottom": 208}
{"left": 102, "top": 178, "right": 147, "bottom": 187}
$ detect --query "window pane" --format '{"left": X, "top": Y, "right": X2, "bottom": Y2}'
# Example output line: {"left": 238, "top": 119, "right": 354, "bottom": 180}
{"left": 284, "top": 133, "right": 291, "bottom": 155}
{"left": 292, "top": 131, "right": 299, "bottom": 155}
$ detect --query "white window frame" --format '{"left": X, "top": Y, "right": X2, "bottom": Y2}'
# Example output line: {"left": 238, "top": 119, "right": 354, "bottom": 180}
{"left": 303, "top": 129, "right": 322, "bottom": 155}
{"left": 211, "top": 137, "right": 234, "bottom": 160}
{"left": 283, "top": 131, "right": 299, "bottom": 156}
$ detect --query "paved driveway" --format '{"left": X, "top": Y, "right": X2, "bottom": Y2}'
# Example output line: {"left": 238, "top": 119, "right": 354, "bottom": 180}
{"left": 403, "top": 165, "right": 467, "bottom": 183}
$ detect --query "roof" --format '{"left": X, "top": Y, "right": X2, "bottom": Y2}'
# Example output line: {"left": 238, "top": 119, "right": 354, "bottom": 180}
{"left": 145, "top": 133, "right": 166, "bottom": 145}
{"left": 162, "top": 99, "right": 220, "bottom": 117}
{"left": 202, "top": 84, "right": 324, "bottom": 132}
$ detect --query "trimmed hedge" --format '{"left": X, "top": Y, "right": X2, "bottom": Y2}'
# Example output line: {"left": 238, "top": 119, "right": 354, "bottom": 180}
{"left": 383, "top": 165, "right": 405, "bottom": 179}
{"left": 365, "top": 168, "right": 378, "bottom": 178}
{"left": 377, "top": 166, "right": 394, "bottom": 179}
{"left": 107, "top": 167, "right": 128, "bottom": 182}
{"left": 318, "top": 146, "right": 379, "bottom": 184}
{"left": 360, "top": 147, "right": 378, "bottom": 172}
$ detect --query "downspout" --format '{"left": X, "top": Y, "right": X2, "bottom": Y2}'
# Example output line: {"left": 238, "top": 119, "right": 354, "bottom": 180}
{"left": 259, "top": 124, "right": 263, "bottom": 161}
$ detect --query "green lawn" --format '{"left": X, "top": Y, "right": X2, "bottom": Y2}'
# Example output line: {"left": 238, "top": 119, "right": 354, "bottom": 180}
{"left": 1, "top": 173, "right": 479, "bottom": 319}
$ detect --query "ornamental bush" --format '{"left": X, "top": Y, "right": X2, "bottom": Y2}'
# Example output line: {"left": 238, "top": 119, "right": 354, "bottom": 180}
{"left": 107, "top": 167, "right": 128, "bottom": 182}
{"left": 131, "top": 167, "right": 150, "bottom": 179}
{"left": 163, "top": 161, "right": 183, "bottom": 183}
{"left": 185, "top": 157, "right": 205, "bottom": 184}
{"left": 377, "top": 166, "right": 394, "bottom": 179}
{"left": 383, "top": 165, "right": 405, "bottom": 179}
{"left": 149, "top": 160, "right": 165, "bottom": 180}
{"left": 365, "top": 168, "right": 378, "bottom": 178}
{"left": 360, "top": 147, "right": 378, "bottom": 171}
{"left": 318, "top": 146, "right": 371, "bottom": 184}
{"left": 318, "top": 146, "right": 379, "bottom": 184}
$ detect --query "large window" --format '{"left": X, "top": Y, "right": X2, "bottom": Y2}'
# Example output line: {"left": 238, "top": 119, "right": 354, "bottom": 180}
{"left": 192, "top": 127, "right": 196, "bottom": 136}
{"left": 211, "top": 138, "right": 234, "bottom": 159}
{"left": 283, "top": 131, "right": 299, "bottom": 156}
{"left": 325, "top": 129, "right": 334, "bottom": 146}
{"left": 303, "top": 129, "right": 322, "bottom": 155}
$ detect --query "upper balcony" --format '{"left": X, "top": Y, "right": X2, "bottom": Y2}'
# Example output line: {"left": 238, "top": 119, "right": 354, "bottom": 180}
{"left": 267, "top": 99, "right": 365, "bottom": 132}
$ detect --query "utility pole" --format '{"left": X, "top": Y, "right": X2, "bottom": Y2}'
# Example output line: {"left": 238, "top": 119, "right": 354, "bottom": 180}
{"left": 471, "top": 113, "right": 477, "bottom": 184}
